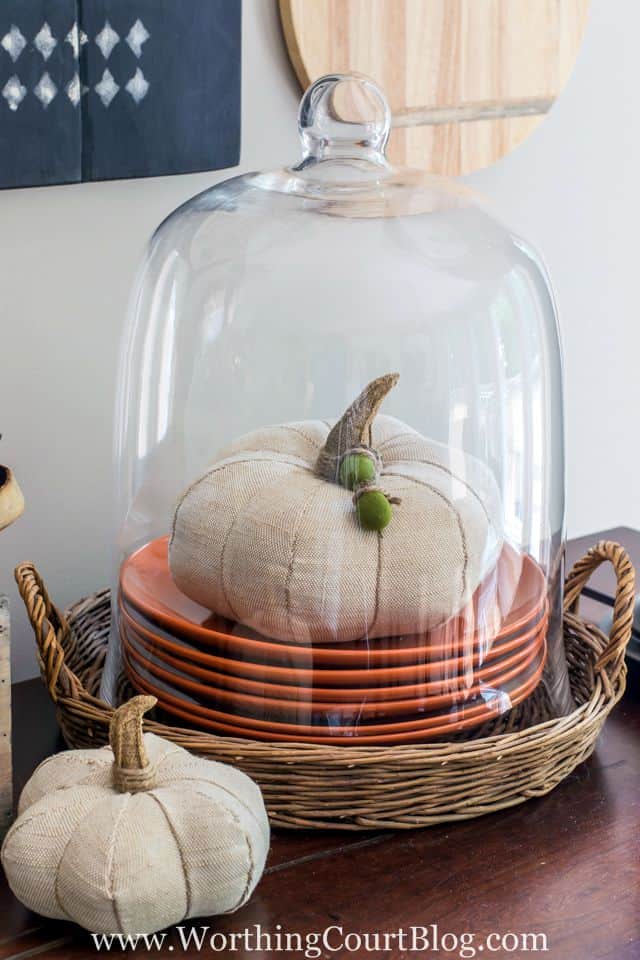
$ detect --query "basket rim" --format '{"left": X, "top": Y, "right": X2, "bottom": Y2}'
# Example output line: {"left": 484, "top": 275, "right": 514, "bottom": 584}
{"left": 49, "top": 662, "right": 625, "bottom": 763}
{"left": 14, "top": 541, "right": 636, "bottom": 829}
{"left": 16, "top": 539, "right": 634, "bottom": 762}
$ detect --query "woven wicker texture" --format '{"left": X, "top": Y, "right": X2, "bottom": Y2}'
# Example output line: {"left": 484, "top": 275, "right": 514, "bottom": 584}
{"left": 15, "top": 541, "right": 635, "bottom": 830}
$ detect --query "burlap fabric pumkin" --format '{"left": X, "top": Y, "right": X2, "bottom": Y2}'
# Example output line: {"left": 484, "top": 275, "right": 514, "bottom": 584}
{"left": 170, "top": 374, "right": 503, "bottom": 643}
{"left": 1, "top": 697, "right": 270, "bottom": 934}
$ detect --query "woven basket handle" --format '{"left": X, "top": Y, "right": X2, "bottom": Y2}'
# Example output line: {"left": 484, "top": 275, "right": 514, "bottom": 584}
{"left": 15, "top": 541, "right": 636, "bottom": 701}
{"left": 564, "top": 540, "right": 636, "bottom": 670}
{"left": 14, "top": 561, "right": 78, "bottom": 702}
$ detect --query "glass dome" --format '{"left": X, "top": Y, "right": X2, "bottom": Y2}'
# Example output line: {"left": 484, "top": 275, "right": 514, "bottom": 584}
{"left": 103, "top": 74, "right": 571, "bottom": 742}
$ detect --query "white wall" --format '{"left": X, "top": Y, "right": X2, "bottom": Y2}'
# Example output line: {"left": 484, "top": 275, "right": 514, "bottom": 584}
{"left": 1, "top": 0, "right": 638, "bottom": 682}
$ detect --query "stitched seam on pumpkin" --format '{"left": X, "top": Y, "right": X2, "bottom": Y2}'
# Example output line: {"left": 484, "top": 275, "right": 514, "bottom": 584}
{"left": 355, "top": 479, "right": 413, "bottom": 645}
{"left": 219, "top": 466, "right": 305, "bottom": 622}
{"left": 220, "top": 504, "right": 257, "bottom": 622}
{"left": 284, "top": 480, "right": 327, "bottom": 640}
{"left": 19, "top": 762, "right": 112, "bottom": 812}
{"left": 189, "top": 787, "right": 256, "bottom": 913}
{"left": 390, "top": 471, "right": 468, "bottom": 605}
{"left": 6, "top": 800, "right": 84, "bottom": 923}
{"left": 377, "top": 432, "right": 421, "bottom": 451}
{"left": 153, "top": 743, "right": 193, "bottom": 771}
{"left": 148, "top": 792, "right": 192, "bottom": 922}
{"left": 106, "top": 794, "right": 130, "bottom": 934}
{"left": 52, "top": 822, "right": 90, "bottom": 921}
{"left": 380, "top": 448, "right": 492, "bottom": 524}
{"left": 22, "top": 753, "right": 111, "bottom": 794}
{"left": 169, "top": 456, "right": 313, "bottom": 548}
{"left": 364, "top": 532, "right": 384, "bottom": 639}
{"left": 278, "top": 424, "right": 323, "bottom": 451}
{"left": 13, "top": 784, "right": 103, "bottom": 824}
{"left": 153, "top": 775, "right": 268, "bottom": 843}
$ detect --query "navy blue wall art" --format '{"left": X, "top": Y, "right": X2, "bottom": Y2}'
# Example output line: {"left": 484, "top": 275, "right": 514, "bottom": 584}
{"left": 0, "top": 0, "right": 241, "bottom": 188}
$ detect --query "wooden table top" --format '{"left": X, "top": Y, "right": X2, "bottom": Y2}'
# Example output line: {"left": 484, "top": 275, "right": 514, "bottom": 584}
{"left": 1, "top": 528, "right": 639, "bottom": 959}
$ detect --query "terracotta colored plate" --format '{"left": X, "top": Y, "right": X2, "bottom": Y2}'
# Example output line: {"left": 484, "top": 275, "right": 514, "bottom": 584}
{"left": 120, "top": 538, "right": 545, "bottom": 668}
{"left": 122, "top": 602, "right": 548, "bottom": 703}
{"left": 121, "top": 594, "right": 546, "bottom": 688}
{"left": 123, "top": 620, "right": 546, "bottom": 722}
{"left": 122, "top": 590, "right": 546, "bottom": 687}
{"left": 124, "top": 638, "right": 546, "bottom": 732}
{"left": 124, "top": 644, "right": 546, "bottom": 745}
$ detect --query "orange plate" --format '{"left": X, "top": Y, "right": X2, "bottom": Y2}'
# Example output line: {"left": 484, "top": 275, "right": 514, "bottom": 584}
{"left": 120, "top": 538, "right": 545, "bottom": 668}
{"left": 123, "top": 620, "right": 546, "bottom": 722}
{"left": 124, "top": 644, "right": 547, "bottom": 745}
{"left": 120, "top": 596, "right": 547, "bottom": 688}
{"left": 122, "top": 604, "right": 548, "bottom": 707}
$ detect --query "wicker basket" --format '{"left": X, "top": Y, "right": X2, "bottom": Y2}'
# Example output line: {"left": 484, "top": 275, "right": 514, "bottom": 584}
{"left": 15, "top": 540, "right": 635, "bottom": 830}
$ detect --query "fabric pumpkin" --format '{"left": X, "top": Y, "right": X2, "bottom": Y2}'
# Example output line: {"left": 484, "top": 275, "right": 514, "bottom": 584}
{"left": 1, "top": 697, "right": 269, "bottom": 934}
{"left": 169, "top": 374, "right": 503, "bottom": 644}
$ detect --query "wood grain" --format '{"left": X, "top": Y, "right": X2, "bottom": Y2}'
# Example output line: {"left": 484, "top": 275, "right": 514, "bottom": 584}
{"left": 279, "top": 0, "right": 590, "bottom": 175}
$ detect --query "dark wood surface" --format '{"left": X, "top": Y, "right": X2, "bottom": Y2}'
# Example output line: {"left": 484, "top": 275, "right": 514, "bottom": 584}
{"left": 1, "top": 529, "right": 639, "bottom": 959}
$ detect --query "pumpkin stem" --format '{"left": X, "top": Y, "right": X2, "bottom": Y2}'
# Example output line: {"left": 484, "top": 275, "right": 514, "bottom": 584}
{"left": 315, "top": 373, "right": 400, "bottom": 482}
{"left": 109, "top": 695, "right": 157, "bottom": 793}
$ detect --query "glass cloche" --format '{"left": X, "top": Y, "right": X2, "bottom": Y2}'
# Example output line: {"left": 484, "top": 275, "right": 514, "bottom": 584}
{"left": 103, "top": 74, "right": 572, "bottom": 743}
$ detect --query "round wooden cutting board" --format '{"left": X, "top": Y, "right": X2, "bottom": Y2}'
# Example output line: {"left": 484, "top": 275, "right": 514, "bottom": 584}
{"left": 279, "top": 0, "right": 590, "bottom": 176}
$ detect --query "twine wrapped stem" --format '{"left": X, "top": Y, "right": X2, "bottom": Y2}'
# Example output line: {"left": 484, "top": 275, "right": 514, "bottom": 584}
{"left": 315, "top": 374, "right": 401, "bottom": 530}
{"left": 109, "top": 695, "right": 158, "bottom": 793}
{"left": 315, "top": 373, "right": 399, "bottom": 482}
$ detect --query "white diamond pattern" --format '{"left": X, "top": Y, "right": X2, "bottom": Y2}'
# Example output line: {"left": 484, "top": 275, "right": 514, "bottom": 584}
{"left": 126, "top": 19, "right": 150, "bottom": 58}
{"left": 95, "top": 68, "right": 119, "bottom": 107}
{"left": 95, "top": 21, "right": 120, "bottom": 60}
{"left": 66, "top": 73, "right": 81, "bottom": 107}
{"left": 125, "top": 67, "right": 149, "bottom": 104}
{"left": 1, "top": 25, "right": 26, "bottom": 63}
{"left": 34, "top": 23, "right": 57, "bottom": 61}
{"left": 2, "top": 74, "right": 27, "bottom": 111}
{"left": 65, "top": 23, "right": 88, "bottom": 58}
{"left": 1, "top": 22, "right": 152, "bottom": 112}
{"left": 34, "top": 72, "right": 57, "bottom": 108}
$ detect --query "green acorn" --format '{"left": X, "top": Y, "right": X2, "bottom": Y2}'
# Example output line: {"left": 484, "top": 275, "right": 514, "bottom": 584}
{"left": 339, "top": 453, "right": 376, "bottom": 491}
{"left": 356, "top": 490, "right": 392, "bottom": 532}
{"left": 316, "top": 373, "right": 401, "bottom": 532}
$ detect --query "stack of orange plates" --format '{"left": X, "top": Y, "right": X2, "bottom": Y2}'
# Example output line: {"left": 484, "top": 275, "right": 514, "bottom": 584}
{"left": 119, "top": 537, "right": 548, "bottom": 745}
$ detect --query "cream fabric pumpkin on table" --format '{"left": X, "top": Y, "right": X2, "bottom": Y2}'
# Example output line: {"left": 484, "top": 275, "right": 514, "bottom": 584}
{"left": 170, "top": 374, "right": 504, "bottom": 644}
{"left": 1, "top": 697, "right": 270, "bottom": 935}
